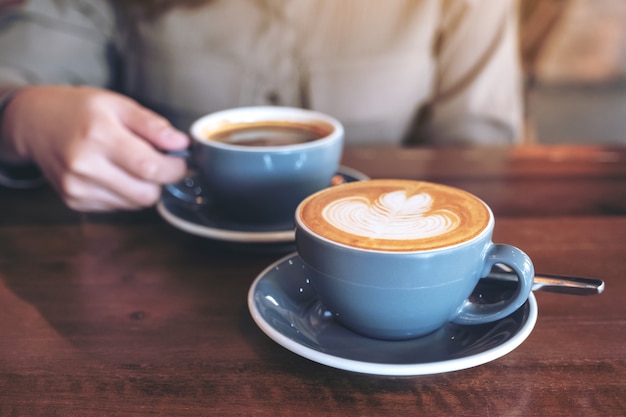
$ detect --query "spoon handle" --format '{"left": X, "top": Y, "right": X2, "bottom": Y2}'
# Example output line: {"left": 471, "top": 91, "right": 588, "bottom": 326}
{"left": 487, "top": 270, "right": 605, "bottom": 296}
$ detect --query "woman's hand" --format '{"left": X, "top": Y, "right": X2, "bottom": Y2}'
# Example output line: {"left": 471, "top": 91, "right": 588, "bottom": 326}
{"left": 0, "top": 85, "right": 189, "bottom": 211}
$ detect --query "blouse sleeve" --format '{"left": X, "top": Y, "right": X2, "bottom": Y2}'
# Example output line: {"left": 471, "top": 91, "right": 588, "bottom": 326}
{"left": 0, "top": 0, "right": 117, "bottom": 88}
{"left": 425, "top": 0, "right": 524, "bottom": 145}
{"left": 0, "top": 0, "right": 117, "bottom": 187}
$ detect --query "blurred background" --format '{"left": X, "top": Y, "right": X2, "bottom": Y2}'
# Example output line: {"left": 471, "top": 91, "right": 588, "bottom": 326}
{"left": 521, "top": 0, "right": 626, "bottom": 145}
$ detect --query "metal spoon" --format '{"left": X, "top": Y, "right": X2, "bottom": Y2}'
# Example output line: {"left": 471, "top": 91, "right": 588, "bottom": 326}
{"left": 487, "top": 265, "right": 605, "bottom": 296}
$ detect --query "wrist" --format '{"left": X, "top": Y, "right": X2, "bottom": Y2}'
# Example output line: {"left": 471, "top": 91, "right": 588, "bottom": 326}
{"left": 0, "top": 86, "right": 28, "bottom": 161}
{"left": 0, "top": 86, "right": 44, "bottom": 187}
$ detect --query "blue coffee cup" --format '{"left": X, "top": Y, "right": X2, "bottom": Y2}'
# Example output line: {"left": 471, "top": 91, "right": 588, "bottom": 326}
{"left": 295, "top": 179, "right": 534, "bottom": 340}
{"left": 169, "top": 106, "right": 344, "bottom": 225}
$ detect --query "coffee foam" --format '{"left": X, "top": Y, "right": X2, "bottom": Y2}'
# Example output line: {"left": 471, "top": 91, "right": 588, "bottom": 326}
{"left": 200, "top": 120, "right": 334, "bottom": 145}
{"left": 298, "top": 180, "right": 491, "bottom": 252}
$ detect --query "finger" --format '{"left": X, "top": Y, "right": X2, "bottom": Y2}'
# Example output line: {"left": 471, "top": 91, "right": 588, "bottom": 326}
{"left": 117, "top": 100, "right": 189, "bottom": 150}
{"left": 97, "top": 118, "right": 187, "bottom": 185}
{"left": 64, "top": 182, "right": 143, "bottom": 212}
{"left": 47, "top": 168, "right": 144, "bottom": 212}
{"left": 66, "top": 170, "right": 162, "bottom": 211}
{"left": 55, "top": 151, "right": 165, "bottom": 211}
{"left": 28, "top": 132, "right": 157, "bottom": 211}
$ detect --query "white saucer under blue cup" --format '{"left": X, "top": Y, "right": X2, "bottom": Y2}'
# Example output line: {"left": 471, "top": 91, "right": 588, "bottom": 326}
{"left": 248, "top": 253, "right": 538, "bottom": 376}
{"left": 156, "top": 166, "right": 369, "bottom": 245}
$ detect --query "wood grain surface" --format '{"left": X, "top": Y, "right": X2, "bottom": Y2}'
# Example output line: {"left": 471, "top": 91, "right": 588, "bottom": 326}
{"left": 1, "top": 145, "right": 625, "bottom": 416}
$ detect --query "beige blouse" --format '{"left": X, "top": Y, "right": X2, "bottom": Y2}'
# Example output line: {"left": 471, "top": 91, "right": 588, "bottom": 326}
{"left": 0, "top": 0, "right": 523, "bottom": 146}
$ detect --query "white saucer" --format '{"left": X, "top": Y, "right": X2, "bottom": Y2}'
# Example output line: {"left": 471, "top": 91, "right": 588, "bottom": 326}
{"left": 248, "top": 253, "right": 538, "bottom": 376}
{"left": 157, "top": 166, "right": 369, "bottom": 244}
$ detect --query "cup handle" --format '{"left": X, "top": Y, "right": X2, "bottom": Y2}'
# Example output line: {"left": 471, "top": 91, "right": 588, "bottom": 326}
{"left": 164, "top": 148, "right": 191, "bottom": 162}
{"left": 161, "top": 148, "right": 209, "bottom": 206}
{"left": 452, "top": 243, "right": 535, "bottom": 325}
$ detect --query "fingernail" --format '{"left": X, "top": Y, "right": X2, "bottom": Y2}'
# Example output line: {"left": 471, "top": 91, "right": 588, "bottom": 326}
{"left": 161, "top": 128, "right": 188, "bottom": 145}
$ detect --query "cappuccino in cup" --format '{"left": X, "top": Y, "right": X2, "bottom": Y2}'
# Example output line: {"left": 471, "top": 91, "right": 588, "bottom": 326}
{"left": 299, "top": 180, "right": 491, "bottom": 252}
{"left": 295, "top": 179, "right": 534, "bottom": 340}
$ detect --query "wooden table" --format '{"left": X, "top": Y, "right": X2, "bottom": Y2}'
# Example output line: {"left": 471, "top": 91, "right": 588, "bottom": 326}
{"left": 1, "top": 145, "right": 625, "bottom": 416}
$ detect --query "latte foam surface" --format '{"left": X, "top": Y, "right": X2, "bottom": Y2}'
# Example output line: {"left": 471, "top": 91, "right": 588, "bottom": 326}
{"left": 298, "top": 180, "right": 491, "bottom": 251}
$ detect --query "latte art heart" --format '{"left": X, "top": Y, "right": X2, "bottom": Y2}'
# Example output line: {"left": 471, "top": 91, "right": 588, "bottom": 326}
{"left": 298, "top": 179, "right": 491, "bottom": 251}
{"left": 322, "top": 191, "right": 460, "bottom": 240}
